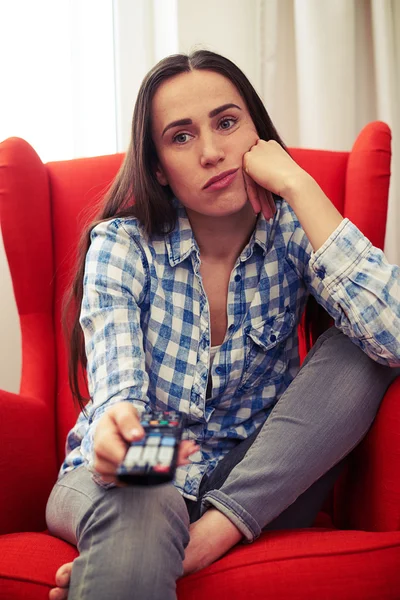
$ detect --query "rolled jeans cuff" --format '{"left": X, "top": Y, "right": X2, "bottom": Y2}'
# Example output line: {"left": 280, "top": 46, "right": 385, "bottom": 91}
{"left": 200, "top": 490, "right": 260, "bottom": 543}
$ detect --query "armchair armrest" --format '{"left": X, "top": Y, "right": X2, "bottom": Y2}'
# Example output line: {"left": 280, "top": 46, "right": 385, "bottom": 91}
{"left": 0, "top": 389, "right": 58, "bottom": 534}
{"left": 334, "top": 375, "right": 400, "bottom": 531}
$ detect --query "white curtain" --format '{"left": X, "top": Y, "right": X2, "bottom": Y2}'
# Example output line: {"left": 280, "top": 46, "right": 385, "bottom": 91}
{"left": 257, "top": 0, "right": 400, "bottom": 265}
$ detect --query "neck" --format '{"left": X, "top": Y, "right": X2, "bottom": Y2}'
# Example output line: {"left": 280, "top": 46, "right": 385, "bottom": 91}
{"left": 186, "top": 202, "right": 258, "bottom": 264}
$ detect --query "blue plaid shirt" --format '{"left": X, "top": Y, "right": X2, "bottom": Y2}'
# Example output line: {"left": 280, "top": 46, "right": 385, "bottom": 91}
{"left": 60, "top": 198, "right": 400, "bottom": 500}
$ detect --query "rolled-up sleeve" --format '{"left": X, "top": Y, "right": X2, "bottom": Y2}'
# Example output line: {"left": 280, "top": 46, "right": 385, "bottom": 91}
{"left": 287, "top": 218, "right": 400, "bottom": 366}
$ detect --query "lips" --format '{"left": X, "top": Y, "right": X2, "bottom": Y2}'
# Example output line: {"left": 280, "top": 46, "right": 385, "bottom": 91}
{"left": 203, "top": 168, "right": 239, "bottom": 189}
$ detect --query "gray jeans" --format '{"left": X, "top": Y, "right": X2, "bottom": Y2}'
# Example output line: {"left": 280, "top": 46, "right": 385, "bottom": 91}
{"left": 46, "top": 328, "right": 399, "bottom": 599}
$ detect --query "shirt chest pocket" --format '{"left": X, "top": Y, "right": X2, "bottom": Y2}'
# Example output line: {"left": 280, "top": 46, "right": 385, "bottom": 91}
{"left": 239, "top": 308, "right": 295, "bottom": 391}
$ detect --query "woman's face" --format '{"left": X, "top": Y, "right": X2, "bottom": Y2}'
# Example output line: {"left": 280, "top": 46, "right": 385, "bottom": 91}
{"left": 151, "top": 69, "right": 259, "bottom": 218}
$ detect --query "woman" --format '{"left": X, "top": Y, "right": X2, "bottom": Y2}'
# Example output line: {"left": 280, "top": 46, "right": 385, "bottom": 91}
{"left": 46, "top": 50, "right": 400, "bottom": 600}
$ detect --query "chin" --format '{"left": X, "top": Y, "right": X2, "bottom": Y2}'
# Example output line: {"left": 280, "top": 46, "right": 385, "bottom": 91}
{"left": 217, "top": 197, "right": 251, "bottom": 216}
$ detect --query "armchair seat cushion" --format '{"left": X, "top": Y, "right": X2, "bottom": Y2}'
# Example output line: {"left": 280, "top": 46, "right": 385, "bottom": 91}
{"left": 1, "top": 528, "right": 400, "bottom": 600}
{"left": 0, "top": 532, "right": 77, "bottom": 600}
{"left": 178, "top": 529, "right": 400, "bottom": 599}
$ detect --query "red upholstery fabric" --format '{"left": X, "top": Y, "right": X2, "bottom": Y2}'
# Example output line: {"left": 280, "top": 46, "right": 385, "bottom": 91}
{"left": 46, "top": 153, "right": 124, "bottom": 463}
{"left": 178, "top": 530, "right": 400, "bottom": 600}
{"left": 1, "top": 529, "right": 400, "bottom": 600}
{"left": 334, "top": 376, "right": 400, "bottom": 532}
{"left": 0, "top": 122, "right": 399, "bottom": 599}
{"left": 0, "top": 389, "right": 56, "bottom": 534}
{"left": 0, "top": 533, "right": 77, "bottom": 600}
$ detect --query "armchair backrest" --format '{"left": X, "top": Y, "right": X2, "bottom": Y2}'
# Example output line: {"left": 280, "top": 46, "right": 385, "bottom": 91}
{"left": 0, "top": 121, "right": 391, "bottom": 467}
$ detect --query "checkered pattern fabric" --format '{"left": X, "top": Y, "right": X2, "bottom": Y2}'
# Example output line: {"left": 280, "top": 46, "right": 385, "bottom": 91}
{"left": 60, "top": 198, "right": 400, "bottom": 499}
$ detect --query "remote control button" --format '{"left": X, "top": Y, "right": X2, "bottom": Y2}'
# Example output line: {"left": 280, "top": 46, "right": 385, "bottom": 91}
{"left": 147, "top": 435, "right": 161, "bottom": 446}
{"left": 169, "top": 421, "right": 178, "bottom": 426}
{"left": 158, "top": 447, "right": 174, "bottom": 464}
{"left": 159, "top": 420, "right": 169, "bottom": 425}
{"left": 123, "top": 446, "right": 143, "bottom": 468}
{"left": 153, "top": 465, "right": 170, "bottom": 473}
{"left": 160, "top": 437, "right": 175, "bottom": 446}
{"left": 142, "top": 446, "right": 159, "bottom": 466}
{"left": 150, "top": 420, "right": 158, "bottom": 425}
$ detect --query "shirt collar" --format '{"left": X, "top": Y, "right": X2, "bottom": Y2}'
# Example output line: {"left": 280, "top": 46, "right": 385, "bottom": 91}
{"left": 166, "top": 196, "right": 281, "bottom": 267}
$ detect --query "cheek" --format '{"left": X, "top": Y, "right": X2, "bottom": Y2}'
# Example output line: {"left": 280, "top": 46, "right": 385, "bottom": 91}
{"left": 163, "top": 162, "right": 196, "bottom": 197}
{"left": 238, "top": 127, "right": 259, "bottom": 153}
{"left": 162, "top": 152, "right": 198, "bottom": 187}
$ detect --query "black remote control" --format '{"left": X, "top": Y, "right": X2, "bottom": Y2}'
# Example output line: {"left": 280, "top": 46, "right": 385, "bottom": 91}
{"left": 117, "top": 410, "right": 184, "bottom": 485}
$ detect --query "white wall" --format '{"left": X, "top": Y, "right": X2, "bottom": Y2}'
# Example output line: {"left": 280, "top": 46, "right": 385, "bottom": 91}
{"left": 0, "top": 0, "right": 116, "bottom": 393}
{"left": 0, "top": 0, "right": 259, "bottom": 393}
{"left": 0, "top": 232, "right": 21, "bottom": 393}
{"left": 177, "top": 0, "right": 260, "bottom": 92}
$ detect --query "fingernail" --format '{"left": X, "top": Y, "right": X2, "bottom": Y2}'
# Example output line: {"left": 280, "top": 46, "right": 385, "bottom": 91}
{"left": 129, "top": 428, "right": 142, "bottom": 438}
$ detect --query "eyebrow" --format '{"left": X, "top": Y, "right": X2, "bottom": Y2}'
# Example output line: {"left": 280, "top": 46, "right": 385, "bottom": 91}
{"left": 161, "top": 103, "right": 242, "bottom": 137}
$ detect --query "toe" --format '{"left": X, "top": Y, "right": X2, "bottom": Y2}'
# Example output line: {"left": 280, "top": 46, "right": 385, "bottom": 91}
{"left": 49, "top": 587, "right": 69, "bottom": 600}
{"left": 55, "top": 561, "right": 73, "bottom": 587}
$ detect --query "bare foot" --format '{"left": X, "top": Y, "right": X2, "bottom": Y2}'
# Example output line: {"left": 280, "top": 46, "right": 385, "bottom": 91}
{"left": 49, "top": 562, "right": 73, "bottom": 600}
{"left": 182, "top": 508, "right": 242, "bottom": 576}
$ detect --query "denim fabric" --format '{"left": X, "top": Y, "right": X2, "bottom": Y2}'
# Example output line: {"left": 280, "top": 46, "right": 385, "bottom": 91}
{"left": 61, "top": 198, "right": 400, "bottom": 500}
{"left": 200, "top": 328, "right": 400, "bottom": 541}
{"left": 46, "top": 466, "right": 190, "bottom": 600}
{"left": 46, "top": 328, "right": 399, "bottom": 598}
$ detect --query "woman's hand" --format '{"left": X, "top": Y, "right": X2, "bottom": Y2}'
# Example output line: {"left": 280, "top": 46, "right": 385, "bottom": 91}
{"left": 92, "top": 402, "right": 200, "bottom": 485}
{"left": 243, "top": 139, "right": 311, "bottom": 220}
{"left": 244, "top": 139, "right": 344, "bottom": 251}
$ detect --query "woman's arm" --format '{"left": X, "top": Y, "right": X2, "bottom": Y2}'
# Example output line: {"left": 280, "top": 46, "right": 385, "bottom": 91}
{"left": 243, "top": 139, "right": 343, "bottom": 251}
{"left": 78, "top": 218, "right": 151, "bottom": 478}
{"left": 244, "top": 140, "right": 400, "bottom": 366}
{"left": 70, "top": 218, "right": 200, "bottom": 487}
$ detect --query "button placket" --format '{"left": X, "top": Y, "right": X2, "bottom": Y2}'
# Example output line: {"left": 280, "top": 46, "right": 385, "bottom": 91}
{"left": 226, "top": 262, "right": 243, "bottom": 340}
{"left": 192, "top": 253, "right": 211, "bottom": 406}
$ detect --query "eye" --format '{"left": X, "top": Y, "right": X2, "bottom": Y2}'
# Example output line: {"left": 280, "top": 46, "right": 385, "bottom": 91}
{"left": 218, "top": 117, "right": 238, "bottom": 130}
{"left": 172, "top": 132, "right": 192, "bottom": 144}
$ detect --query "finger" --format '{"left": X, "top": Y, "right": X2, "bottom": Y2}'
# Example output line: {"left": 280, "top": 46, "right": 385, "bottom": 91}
{"left": 258, "top": 187, "right": 276, "bottom": 220}
{"left": 94, "top": 424, "right": 131, "bottom": 466}
{"left": 177, "top": 440, "right": 200, "bottom": 466}
{"left": 93, "top": 453, "right": 120, "bottom": 475}
{"left": 91, "top": 457, "right": 132, "bottom": 487}
{"left": 243, "top": 170, "right": 261, "bottom": 214}
{"left": 112, "top": 403, "right": 145, "bottom": 443}
{"left": 95, "top": 404, "right": 145, "bottom": 465}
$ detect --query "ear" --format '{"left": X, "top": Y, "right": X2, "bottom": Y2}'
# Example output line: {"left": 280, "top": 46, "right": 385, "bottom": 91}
{"left": 155, "top": 164, "right": 168, "bottom": 186}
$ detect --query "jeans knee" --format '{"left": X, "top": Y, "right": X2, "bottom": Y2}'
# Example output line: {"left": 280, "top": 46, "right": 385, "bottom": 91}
{"left": 71, "top": 484, "right": 190, "bottom": 598}
{"left": 78, "top": 483, "right": 189, "bottom": 550}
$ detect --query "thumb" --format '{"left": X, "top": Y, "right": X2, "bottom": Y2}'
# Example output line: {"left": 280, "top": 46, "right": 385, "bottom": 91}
{"left": 112, "top": 403, "right": 145, "bottom": 443}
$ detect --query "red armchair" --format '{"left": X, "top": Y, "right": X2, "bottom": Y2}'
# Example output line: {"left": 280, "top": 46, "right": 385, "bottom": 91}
{"left": 1, "top": 122, "right": 399, "bottom": 599}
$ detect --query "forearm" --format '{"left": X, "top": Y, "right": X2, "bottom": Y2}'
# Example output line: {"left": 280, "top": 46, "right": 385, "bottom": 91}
{"left": 284, "top": 174, "right": 343, "bottom": 252}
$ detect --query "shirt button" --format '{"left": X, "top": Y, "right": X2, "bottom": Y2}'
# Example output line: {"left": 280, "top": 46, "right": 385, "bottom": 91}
{"left": 215, "top": 366, "right": 224, "bottom": 375}
{"left": 234, "top": 274, "right": 241, "bottom": 282}
{"left": 228, "top": 324, "right": 235, "bottom": 332}
{"left": 270, "top": 334, "right": 277, "bottom": 343}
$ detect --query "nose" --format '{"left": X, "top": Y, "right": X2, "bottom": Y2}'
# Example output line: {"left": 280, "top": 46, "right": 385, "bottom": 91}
{"left": 200, "top": 133, "right": 225, "bottom": 168}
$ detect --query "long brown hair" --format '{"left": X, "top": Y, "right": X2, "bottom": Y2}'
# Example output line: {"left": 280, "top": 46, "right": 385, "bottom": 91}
{"left": 63, "top": 50, "right": 326, "bottom": 413}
